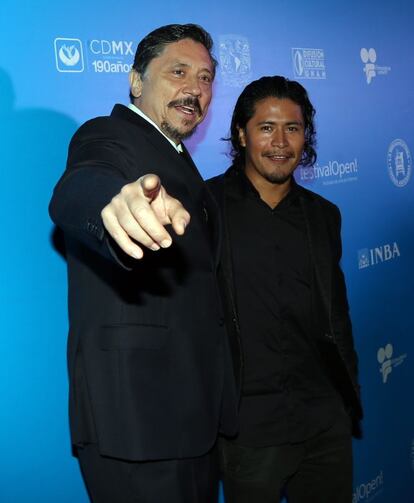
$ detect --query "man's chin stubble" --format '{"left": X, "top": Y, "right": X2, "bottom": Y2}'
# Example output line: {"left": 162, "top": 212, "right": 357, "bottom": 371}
{"left": 263, "top": 172, "right": 294, "bottom": 185}
{"left": 161, "top": 120, "right": 198, "bottom": 143}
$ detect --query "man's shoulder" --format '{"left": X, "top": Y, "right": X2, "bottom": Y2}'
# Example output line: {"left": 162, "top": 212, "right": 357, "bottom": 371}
{"left": 70, "top": 104, "right": 157, "bottom": 152}
{"left": 206, "top": 172, "right": 225, "bottom": 188}
{"left": 207, "top": 165, "right": 239, "bottom": 187}
{"left": 206, "top": 166, "right": 238, "bottom": 201}
{"left": 76, "top": 104, "right": 141, "bottom": 134}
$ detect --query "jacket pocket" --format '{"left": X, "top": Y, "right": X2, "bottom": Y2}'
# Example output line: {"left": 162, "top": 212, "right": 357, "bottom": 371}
{"left": 99, "top": 324, "right": 169, "bottom": 350}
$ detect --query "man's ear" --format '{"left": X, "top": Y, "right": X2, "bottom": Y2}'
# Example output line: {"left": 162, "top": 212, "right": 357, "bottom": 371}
{"left": 238, "top": 127, "right": 246, "bottom": 147}
{"left": 129, "top": 69, "right": 143, "bottom": 99}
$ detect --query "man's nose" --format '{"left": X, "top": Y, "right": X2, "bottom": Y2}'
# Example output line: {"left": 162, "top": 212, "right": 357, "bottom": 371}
{"left": 271, "top": 129, "right": 288, "bottom": 147}
{"left": 183, "top": 76, "right": 202, "bottom": 96}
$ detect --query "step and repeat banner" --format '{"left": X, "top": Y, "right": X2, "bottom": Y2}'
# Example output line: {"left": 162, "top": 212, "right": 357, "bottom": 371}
{"left": 1, "top": 1, "right": 413, "bottom": 501}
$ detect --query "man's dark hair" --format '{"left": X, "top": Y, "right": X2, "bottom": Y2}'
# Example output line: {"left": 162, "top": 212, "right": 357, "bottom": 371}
{"left": 227, "top": 75, "right": 317, "bottom": 168}
{"left": 132, "top": 23, "right": 217, "bottom": 77}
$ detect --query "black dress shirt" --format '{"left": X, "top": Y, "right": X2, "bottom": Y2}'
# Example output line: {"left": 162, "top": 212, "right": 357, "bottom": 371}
{"left": 227, "top": 171, "right": 344, "bottom": 446}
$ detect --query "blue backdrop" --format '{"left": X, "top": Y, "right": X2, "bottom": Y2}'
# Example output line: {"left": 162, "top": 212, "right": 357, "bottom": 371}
{"left": 1, "top": 1, "right": 413, "bottom": 502}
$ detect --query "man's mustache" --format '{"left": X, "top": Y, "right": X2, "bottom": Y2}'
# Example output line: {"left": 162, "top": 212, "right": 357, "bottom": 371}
{"left": 168, "top": 97, "right": 202, "bottom": 116}
{"left": 262, "top": 150, "right": 294, "bottom": 158}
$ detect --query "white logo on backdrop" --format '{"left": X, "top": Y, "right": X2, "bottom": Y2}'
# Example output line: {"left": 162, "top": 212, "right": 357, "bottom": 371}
{"left": 292, "top": 48, "right": 326, "bottom": 79}
{"left": 54, "top": 38, "right": 84, "bottom": 72}
{"left": 360, "top": 48, "right": 391, "bottom": 84}
{"left": 54, "top": 37, "right": 133, "bottom": 74}
{"left": 357, "top": 249, "right": 370, "bottom": 269}
{"left": 358, "top": 242, "right": 400, "bottom": 270}
{"left": 387, "top": 139, "right": 412, "bottom": 188}
{"left": 219, "top": 35, "right": 251, "bottom": 87}
{"left": 377, "top": 343, "right": 407, "bottom": 383}
{"left": 89, "top": 40, "right": 134, "bottom": 56}
{"left": 360, "top": 48, "right": 376, "bottom": 84}
{"left": 352, "top": 470, "right": 384, "bottom": 503}
{"left": 298, "top": 158, "right": 358, "bottom": 185}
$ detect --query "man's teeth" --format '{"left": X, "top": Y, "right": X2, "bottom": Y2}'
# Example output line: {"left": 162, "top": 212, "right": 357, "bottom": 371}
{"left": 178, "top": 105, "right": 195, "bottom": 114}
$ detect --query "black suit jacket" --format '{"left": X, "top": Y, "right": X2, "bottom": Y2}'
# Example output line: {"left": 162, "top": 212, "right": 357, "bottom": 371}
{"left": 208, "top": 167, "right": 363, "bottom": 427}
{"left": 49, "top": 105, "right": 238, "bottom": 461}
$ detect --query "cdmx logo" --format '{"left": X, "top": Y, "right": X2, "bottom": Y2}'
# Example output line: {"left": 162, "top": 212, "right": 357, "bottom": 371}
{"left": 358, "top": 242, "right": 400, "bottom": 270}
{"left": 54, "top": 37, "right": 134, "bottom": 74}
{"left": 387, "top": 139, "right": 412, "bottom": 188}
{"left": 218, "top": 34, "right": 251, "bottom": 87}
{"left": 54, "top": 38, "right": 84, "bottom": 72}
{"left": 377, "top": 343, "right": 407, "bottom": 384}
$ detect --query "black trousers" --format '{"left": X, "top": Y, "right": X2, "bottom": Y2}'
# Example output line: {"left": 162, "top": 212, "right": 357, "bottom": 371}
{"left": 77, "top": 444, "right": 219, "bottom": 503}
{"left": 220, "top": 412, "right": 352, "bottom": 503}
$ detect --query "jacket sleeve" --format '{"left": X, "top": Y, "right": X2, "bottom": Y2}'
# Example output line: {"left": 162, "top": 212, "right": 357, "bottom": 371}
{"left": 49, "top": 118, "right": 138, "bottom": 268}
{"left": 329, "top": 205, "right": 360, "bottom": 390}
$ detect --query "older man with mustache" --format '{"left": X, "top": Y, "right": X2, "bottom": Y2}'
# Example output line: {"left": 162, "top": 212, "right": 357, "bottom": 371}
{"left": 49, "top": 24, "right": 237, "bottom": 503}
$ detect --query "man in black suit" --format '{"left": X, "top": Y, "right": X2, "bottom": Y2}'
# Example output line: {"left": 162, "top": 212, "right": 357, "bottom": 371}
{"left": 49, "top": 24, "right": 237, "bottom": 503}
{"left": 208, "top": 76, "right": 362, "bottom": 503}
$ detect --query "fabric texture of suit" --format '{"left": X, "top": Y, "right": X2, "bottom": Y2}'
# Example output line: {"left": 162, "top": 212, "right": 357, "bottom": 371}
{"left": 207, "top": 167, "right": 362, "bottom": 428}
{"left": 49, "top": 104, "right": 238, "bottom": 462}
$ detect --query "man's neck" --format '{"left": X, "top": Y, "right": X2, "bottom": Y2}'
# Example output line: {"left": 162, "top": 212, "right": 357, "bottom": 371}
{"left": 128, "top": 103, "right": 183, "bottom": 153}
{"left": 245, "top": 171, "right": 292, "bottom": 209}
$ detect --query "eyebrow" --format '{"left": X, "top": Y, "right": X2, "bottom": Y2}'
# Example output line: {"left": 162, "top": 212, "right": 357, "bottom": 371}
{"left": 256, "top": 120, "right": 304, "bottom": 126}
{"left": 170, "top": 61, "right": 213, "bottom": 75}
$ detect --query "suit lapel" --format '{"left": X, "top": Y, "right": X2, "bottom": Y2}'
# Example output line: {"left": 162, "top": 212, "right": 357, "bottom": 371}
{"left": 111, "top": 105, "right": 222, "bottom": 267}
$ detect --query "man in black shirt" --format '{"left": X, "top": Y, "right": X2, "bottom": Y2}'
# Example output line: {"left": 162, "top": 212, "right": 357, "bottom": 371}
{"left": 208, "top": 76, "right": 362, "bottom": 503}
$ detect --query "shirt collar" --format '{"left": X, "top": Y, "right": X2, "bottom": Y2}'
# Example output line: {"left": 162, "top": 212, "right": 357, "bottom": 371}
{"left": 236, "top": 168, "right": 300, "bottom": 208}
{"left": 128, "top": 103, "right": 183, "bottom": 153}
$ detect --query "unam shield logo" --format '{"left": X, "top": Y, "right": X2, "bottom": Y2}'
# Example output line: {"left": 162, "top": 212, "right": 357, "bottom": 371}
{"left": 387, "top": 139, "right": 412, "bottom": 188}
{"left": 54, "top": 38, "right": 84, "bottom": 73}
{"left": 219, "top": 35, "right": 251, "bottom": 87}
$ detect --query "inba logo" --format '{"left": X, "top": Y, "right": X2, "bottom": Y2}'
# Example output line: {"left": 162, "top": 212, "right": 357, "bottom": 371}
{"left": 358, "top": 242, "right": 400, "bottom": 269}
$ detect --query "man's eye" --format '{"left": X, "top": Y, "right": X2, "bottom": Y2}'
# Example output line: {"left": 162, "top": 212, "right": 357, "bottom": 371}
{"left": 287, "top": 126, "right": 301, "bottom": 133}
{"left": 200, "top": 75, "right": 212, "bottom": 83}
{"left": 261, "top": 126, "right": 272, "bottom": 132}
{"left": 173, "top": 69, "right": 184, "bottom": 76}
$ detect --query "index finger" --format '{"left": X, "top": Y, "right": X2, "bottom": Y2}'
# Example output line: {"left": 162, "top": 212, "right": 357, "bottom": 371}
{"left": 139, "top": 174, "right": 161, "bottom": 202}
